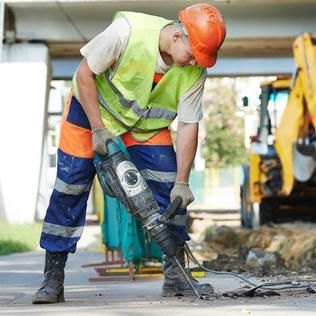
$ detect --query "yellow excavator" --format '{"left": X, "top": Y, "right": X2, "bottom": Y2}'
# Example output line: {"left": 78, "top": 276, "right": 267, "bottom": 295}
{"left": 241, "top": 33, "right": 316, "bottom": 228}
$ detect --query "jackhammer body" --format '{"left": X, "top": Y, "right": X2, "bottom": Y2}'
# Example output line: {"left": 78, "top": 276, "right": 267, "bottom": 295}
{"left": 94, "top": 140, "right": 179, "bottom": 257}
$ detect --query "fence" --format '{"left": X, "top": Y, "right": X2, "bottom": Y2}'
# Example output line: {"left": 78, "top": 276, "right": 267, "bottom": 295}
{"left": 189, "top": 167, "right": 242, "bottom": 210}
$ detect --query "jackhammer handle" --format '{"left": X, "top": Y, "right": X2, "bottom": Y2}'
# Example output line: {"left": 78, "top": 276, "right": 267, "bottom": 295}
{"left": 160, "top": 196, "right": 183, "bottom": 223}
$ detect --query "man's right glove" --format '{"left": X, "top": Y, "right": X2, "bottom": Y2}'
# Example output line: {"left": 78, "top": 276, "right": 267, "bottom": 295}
{"left": 91, "top": 127, "right": 116, "bottom": 156}
{"left": 170, "top": 182, "right": 194, "bottom": 209}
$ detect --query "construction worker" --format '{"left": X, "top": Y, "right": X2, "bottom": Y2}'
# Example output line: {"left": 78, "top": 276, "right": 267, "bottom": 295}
{"left": 32, "top": 3, "right": 226, "bottom": 303}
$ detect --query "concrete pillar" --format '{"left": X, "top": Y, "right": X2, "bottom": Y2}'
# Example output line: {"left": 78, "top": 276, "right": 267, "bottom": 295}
{"left": 0, "top": 43, "right": 50, "bottom": 223}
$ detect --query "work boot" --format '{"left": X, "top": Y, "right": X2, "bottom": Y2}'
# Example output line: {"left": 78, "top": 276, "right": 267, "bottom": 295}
{"left": 32, "top": 251, "right": 68, "bottom": 304}
{"left": 161, "top": 245, "right": 214, "bottom": 297}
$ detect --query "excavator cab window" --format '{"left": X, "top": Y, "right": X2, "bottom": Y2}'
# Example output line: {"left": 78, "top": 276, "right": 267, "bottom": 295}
{"left": 257, "top": 85, "right": 289, "bottom": 144}
{"left": 251, "top": 83, "right": 290, "bottom": 155}
{"left": 268, "top": 89, "right": 289, "bottom": 137}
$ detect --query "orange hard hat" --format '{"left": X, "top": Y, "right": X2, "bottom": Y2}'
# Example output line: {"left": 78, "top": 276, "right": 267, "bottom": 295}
{"left": 179, "top": 3, "right": 226, "bottom": 68}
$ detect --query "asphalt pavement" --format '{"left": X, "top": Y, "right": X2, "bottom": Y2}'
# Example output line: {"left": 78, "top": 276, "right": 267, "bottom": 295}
{"left": 0, "top": 220, "right": 315, "bottom": 315}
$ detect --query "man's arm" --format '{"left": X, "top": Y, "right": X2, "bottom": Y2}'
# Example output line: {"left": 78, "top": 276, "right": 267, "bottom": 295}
{"left": 76, "top": 59, "right": 116, "bottom": 155}
{"left": 76, "top": 58, "right": 104, "bottom": 130}
{"left": 170, "top": 121, "right": 198, "bottom": 208}
{"left": 76, "top": 17, "right": 128, "bottom": 129}
{"left": 175, "top": 121, "right": 198, "bottom": 182}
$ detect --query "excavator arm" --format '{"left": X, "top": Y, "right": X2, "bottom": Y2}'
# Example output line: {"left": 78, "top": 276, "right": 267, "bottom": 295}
{"left": 275, "top": 33, "right": 316, "bottom": 195}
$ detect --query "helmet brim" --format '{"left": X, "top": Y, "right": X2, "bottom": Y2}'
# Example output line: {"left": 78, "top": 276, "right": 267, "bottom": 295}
{"left": 193, "top": 50, "right": 218, "bottom": 68}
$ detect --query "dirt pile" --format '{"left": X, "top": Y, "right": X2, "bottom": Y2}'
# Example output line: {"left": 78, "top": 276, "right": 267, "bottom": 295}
{"left": 190, "top": 222, "right": 316, "bottom": 275}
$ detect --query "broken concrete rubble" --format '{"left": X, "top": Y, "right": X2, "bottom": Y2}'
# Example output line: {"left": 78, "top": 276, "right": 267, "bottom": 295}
{"left": 245, "top": 248, "right": 285, "bottom": 270}
{"left": 189, "top": 221, "right": 316, "bottom": 275}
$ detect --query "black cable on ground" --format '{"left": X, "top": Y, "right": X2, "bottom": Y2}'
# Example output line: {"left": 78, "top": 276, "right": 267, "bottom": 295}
{"left": 184, "top": 242, "right": 316, "bottom": 292}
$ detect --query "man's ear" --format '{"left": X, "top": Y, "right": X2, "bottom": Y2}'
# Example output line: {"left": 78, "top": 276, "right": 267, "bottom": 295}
{"left": 173, "top": 31, "right": 182, "bottom": 42}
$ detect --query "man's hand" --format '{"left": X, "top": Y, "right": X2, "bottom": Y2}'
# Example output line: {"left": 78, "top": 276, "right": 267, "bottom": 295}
{"left": 170, "top": 182, "right": 194, "bottom": 208}
{"left": 92, "top": 128, "right": 116, "bottom": 156}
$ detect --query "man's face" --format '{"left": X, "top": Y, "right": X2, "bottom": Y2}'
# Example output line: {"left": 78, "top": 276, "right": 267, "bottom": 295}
{"left": 171, "top": 31, "right": 197, "bottom": 67}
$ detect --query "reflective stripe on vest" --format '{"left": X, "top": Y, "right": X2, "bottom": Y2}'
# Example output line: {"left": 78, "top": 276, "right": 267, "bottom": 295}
{"left": 98, "top": 71, "right": 177, "bottom": 121}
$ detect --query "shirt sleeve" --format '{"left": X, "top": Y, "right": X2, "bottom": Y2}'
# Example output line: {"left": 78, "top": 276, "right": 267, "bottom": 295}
{"left": 177, "top": 69, "right": 206, "bottom": 123}
{"left": 80, "top": 17, "right": 130, "bottom": 75}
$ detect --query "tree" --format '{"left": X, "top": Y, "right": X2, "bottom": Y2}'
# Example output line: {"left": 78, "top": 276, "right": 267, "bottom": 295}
{"left": 202, "top": 78, "right": 247, "bottom": 168}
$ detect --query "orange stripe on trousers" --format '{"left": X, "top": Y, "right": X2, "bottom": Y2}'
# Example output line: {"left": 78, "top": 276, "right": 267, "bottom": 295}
{"left": 58, "top": 90, "right": 94, "bottom": 158}
{"left": 120, "top": 128, "right": 173, "bottom": 147}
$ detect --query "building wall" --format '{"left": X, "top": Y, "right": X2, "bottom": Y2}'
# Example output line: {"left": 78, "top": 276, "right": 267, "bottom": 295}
{"left": 0, "top": 43, "right": 50, "bottom": 223}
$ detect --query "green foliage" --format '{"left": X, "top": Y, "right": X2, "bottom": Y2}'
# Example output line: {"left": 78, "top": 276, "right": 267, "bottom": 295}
{"left": 0, "top": 222, "right": 42, "bottom": 256}
{"left": 202, "top": 78, "right": 247, "bottom": 168}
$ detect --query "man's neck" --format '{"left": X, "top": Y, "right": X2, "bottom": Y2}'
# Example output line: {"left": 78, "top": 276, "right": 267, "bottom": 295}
{"left": 159, "top": 25, "right": 174, "bottom": 66}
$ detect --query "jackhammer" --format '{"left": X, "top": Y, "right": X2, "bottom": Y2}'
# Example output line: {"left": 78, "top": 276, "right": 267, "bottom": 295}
{"left": 94, "top": 140, "right": 200, "bottom": 298}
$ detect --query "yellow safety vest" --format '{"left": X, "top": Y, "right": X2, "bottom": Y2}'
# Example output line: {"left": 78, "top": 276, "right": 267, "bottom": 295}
{"left": 74, "top": 11, "right": 204, "bottom": 141}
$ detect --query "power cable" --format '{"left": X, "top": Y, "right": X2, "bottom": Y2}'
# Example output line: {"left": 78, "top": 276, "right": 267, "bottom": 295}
{"left": 183, "top": 242, "right": 316, "bottom": 293}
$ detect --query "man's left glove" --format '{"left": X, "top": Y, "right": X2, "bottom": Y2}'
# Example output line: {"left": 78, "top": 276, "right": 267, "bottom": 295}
{"left": 170, "top": 182, "right": 194, "bottom": 208}
{"left": 92, "top": 127, "right": 116, "bottom": 156}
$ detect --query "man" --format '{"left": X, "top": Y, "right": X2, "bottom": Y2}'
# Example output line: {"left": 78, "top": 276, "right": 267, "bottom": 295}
{"left": 32, "top": 3, "right": 226, "bottom": 303}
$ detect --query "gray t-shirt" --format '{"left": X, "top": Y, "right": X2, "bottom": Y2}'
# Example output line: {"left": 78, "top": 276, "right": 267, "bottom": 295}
{"left": 80, "top": 17, "right": 205, "bottom": 123}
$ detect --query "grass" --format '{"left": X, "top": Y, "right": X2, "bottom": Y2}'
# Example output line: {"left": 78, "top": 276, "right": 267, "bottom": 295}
{"left": 0, "top": 221, "right": 42, "bottom": 256}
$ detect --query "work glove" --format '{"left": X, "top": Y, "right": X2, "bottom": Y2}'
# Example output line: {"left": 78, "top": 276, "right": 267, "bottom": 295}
{"left": 91, "top": 127, "right": 116, "bottom": 156}
{"left": 170, "top": 182, "right": 194, "bottom": 209}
